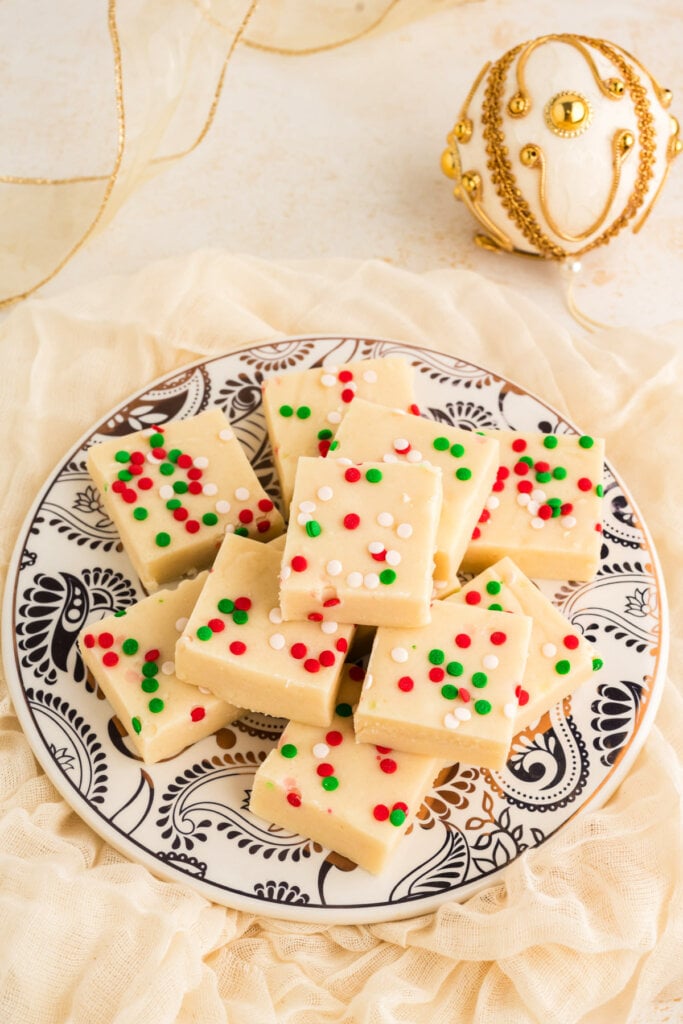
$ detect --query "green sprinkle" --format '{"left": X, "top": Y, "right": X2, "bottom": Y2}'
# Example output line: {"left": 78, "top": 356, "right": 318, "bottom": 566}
{"left": 390, "top": 808, "right": 407, "bottom": 827}
{"left": 305, "top": 520, "right": 322, "bottom": 538}
{"left": 366, "top": 468, "right": 383, "bottom": 483}
{"left": 472, "top": 672, "right": 488, "bottom": 688}
{"left": 131, "top": 716, "right": 142, "bottom": 734}
{"left": 474, "top": 699, "right": 492, "bottom": 715}
{"left": 450, "top": 443, "right": 465, "bottom": 458}
{"left": 114, "top": 450, "right": 129, "bottom": 463}
{"left": 322, "top": 776, "right": 339, "bottom": 792}
{"left": 159, "top": 462, "right": 175, "bottom": 476}
{"left": 428, "top": 648, "right": 445, "bottom": 665}
{"left": 441, "top": 684, "right": 458, "bottom": 700}
{"left": 280, "top": 743, "right": 298, "bottom": 759}
{"left": 329, "top": 440, "right": 339, "bottom": 451}
{"left": 218, "top": 598, "right": 235, "bottom": 614}
{"left": 548, "top": 497, "right": 562, "bottom": 508}
{"left": 379, "top": 569, "right": 396, "bottom": 585}
{"left": 202, "top": 512, "right": 219, "bottom": 526}
{"left": 141, "top": 678, "right": 159, "bottom": 693}
{"left": 173, "top": 480, "right": 188, "bottom": 494}
{"left": 317, "top": 428, "right": 333, "bottom": 440}
{"left": 114, "top": 609, "right": 127, "bottom": 618}
{"left": 486, "top": 580, "right": 501, "bottom": 595}
{"left": 553, "top": 466, "right": 567, "bottom": 480}
{"left": 543, "top": 435, "right": 559, "bottom": 449}
{"left": 197, "top": 625, "right": 213, "bottom": 641}
{"left": 455, "top": 467, "right": 472, "bottom": 481}
{"left": 593, "top": 657, "right": 604, "bottom": 671}
{"left": 122, "top": 638, "right": 139, "bottom": 656}
{"left": 579, "top": 435, "right": 594, "bottom": 449}
{"left": 336, "top": 702, "right": 353, "bottom": 718}
{"left": 166, "top": 498, "right": 182, "bottom": 510}
{"left": 551, "top": 505, "right": 562, "bottom": 518}
{"left": 596, "top": 484, "right": 604, "bottom": 497}
{"left": 433, "top": 437, "right": 450, "bottom": 451}
{"left": 148, "top": 698, "right": 165, "bottom": 714}
{"left": 133, "top": 507, "right": 148, "bottom": 521}
{"left": 555, "top": 659, "right": 571, "bottom": 675}
{"left": 232, "top": 609, "right": 249, "bottom": 625}
{"left": 446, "top": 661, "right": 464, "bottom": 677}
{"left": 155, "top": 532, "right": 171, "bottom": 548}
{"left": 296, "top": 405, "right": 311, "bottom": 420}
{"left": 117, "top": 469, "right": 133, "bottom": 482}
{"left": 149, "top": 433, "right": 165, "bottom": 448}
{"left": 279, "top": 404, "right": 294, "bottom": 418}
{"left": 235, "top": 526, "right": 249, "bottom": 537}
{"left": 487, "top": 602, "right": 504, "bottom": 612}
{"left": 167, "top": 448, "right": 182, "bottom": 463}
{"left": 142, "top": 661, "right": 158, "bottom": 678}
{"left": 520, "top": 455, "right": 534, "bottom": 467}
{"left": 536, "top": 471, "right": 552, "bottom": 484}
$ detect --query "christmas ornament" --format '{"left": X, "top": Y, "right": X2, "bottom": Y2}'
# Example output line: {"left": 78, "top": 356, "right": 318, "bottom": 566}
{"left": 441, "top": 34, "right": 681, "bottom": 260}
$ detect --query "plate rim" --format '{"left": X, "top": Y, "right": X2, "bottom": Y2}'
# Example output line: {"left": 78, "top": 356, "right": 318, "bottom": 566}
{"left": 1, "top": 334, "right": 670, "bottom": 924}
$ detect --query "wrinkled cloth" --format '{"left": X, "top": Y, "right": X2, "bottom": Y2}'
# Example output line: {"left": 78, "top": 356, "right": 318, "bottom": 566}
{"left": 1, "top": 252, "right": 681, "bottom": 1024}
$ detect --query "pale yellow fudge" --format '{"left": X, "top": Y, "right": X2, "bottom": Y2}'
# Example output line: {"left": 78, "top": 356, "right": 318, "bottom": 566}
{"left": 249, "top": 668, "right": 443, "bottom": 875}
{"left": 447, "top": 557, "right": 602, "bottom": 729}
{"left": 331, "top": 398, "right": 499, "bottom": 585}
{"left": 461, "top": 429, "right": 605, "bottom": 582}
{"left": 355, "top": 602, "right": 532, "bottom": 768}
{"left": 78, "top": 575, "right": 241, "bottom": 763}
{"left": 87, "top": 408, "right": 284, "bottom": 592}
{"left": 262, "top": 356, "right": 417, "bottom": 513}
{"left": 175, "top": 534, "right": 355, "bottom": 726}
{"left": 279, "top": 457, "right": 443, "bottom": 628}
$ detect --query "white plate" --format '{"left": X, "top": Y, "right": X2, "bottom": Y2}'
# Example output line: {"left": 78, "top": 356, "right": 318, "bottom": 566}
{"left": 2, "top": 336, "right": 668, "bottom": 924}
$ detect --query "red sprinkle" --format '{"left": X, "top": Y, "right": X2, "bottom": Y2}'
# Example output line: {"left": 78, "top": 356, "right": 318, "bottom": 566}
{"left": 258, "top": 498, "right": 274, "bottom": 512}
{"left": 459, "top": 688, "right": 471, "bottom": 703}
{"left": 326, "top": 730, "right": 343, "bottom": 746}
{"left": 379, "top": 758, "right": 397, "bottom": 774}
{"left": 130, "top": 451, "right": 145, "bottom": 465}
{"left": 471, "top": 527, "right": 481, "bottom": 540}
{"left": 102, "top": 651, "right": 119, "bottom": 668}
{"left": 319, "top": 650, "right": 336, "bottom": 668}
{"left": 578, "top": 477, "right": 592, "bottom": 491}
{"left": 376, "top": 746, "right": 392, "bottom": 754}
{"left": 111, "top": 479, "right": 126, "bottom": 494}
{"left": 173, "top": 507, "right": 189, "bottom": 521}
{"left": 497, "top": 466, "right": 510, "bottom": 481}
{"left": 325, "top": 597, "right": 341, "bottom": 608}
{"left": 308, "top": 612, "right": 324, "bottom": 622}
{"left": 190, "top": 706, "right": 206, "bottom": 722}
{"left": 188, "top": 481, "right": 203, "bottom": 496}
{"left": 538, "top": 504, "right": 553, "bottom": 520}
{"left": 409, "top": 404, "right": 420, "bottom": 416}
{"left": 235, "top": 597, "right": 252, "bottom": 611}
{"left": 535, "top": 461, "right": 550, "bottom": 473}
{"left": 229, "top": 640, "right": 246, "bottom": 656}
{"left": 343, "top": 513, "right": 360, "bottom": 530}
{"left": 129, "top": 463, "right": 143, "bottom": 476}
{"left": 517, "top": 480, "right": 533, "bottom": 494}
{"left": 516, "top": 687, "right": 530, "bottom": 707}
{"left": 341, "top": 388, "right": 355, "bottom": 404}
{"left": 335, "top": 637, "right": 348, "bottom": 653}
{"left": 317, "top": 763, "right": 334, "bottom": 777}
{"left": 291, "top": 556, "right": 308, "bottom": 572}
{"left": 145, "top": 648, "right": 160, "bottom": 662}
{"left": 429, "top": 667, "right": 445, "bottom": 683}
{"left": 561, "top": 502, "right": 573, "bottom": 515}
{"left": 318, "top": 440, "right": 331, "bottom": 457}
{"left": 492, "top": 481, "right": 505, "bottom": 493}
{"left": 152, "top": 448, "right": 166, "bottom": 461}
{"left": 238, "top": 509, "right": 253, "bottom": 524}
{"left": 188, "top": 468, "right": 203, "bottom": 481}
{"left": 291, "top": 642, "right": 307, "bottom": 660}
{"left": 83, "top": 633, "right": 95, "bottom": 649}
{"left": 208, "top": 618, "right": 224, "bottom": 633}
{"left": 479, "top": 509, "right": 491, "bottom": 523}
{"left": 286, "top": 792, "right": 301, "bottom": 807}
{"left": 373, "top": 804, "right": 389, "bottom": 821}
{"left": 138, "top": 477, "right": 153, "bottom": 491}
{"left": 122, "top": 489, "right": 137, "bottom": 504}
{"left": 490, "top": 631, "right": 507, "bottom": 645}
{"left": 512, "top": 439, "right": 527, "bottom": 452}
{"left": 338, "top": 369, "right": 354, "bottom": 383}
{"left": 344, "top": 467, "right": 361, "bottom": 483}
{"left": 185, "top": 520, "right": 200, "bottom": 534}
{"left": 99, "top": 632, "right": 114, "bottom": 649}
{"left": 348, "top": 664, "right": 365, "bottom": 681}
{"left": 465, "top": 591, "right": 481, "bottom": 605}
{"left": 455, "top": 633, "right": 471, "bottom": 649}
{"left": 304, "top": 658, "right": 320, "bottom": 673}
{"left": 177, "top": 455, "right": 192, "bottom": 469}
{"left": 257, "top": 520, "right": 271, "bottom": 533}
{"left": 564, "top": 634, "right": 579, "bottom": 650}
{"left": 398, "top": 675, "right": 414, "bottom": 692}
{"left": 393, "top": 801, "right": 409, "bottom": 814}
{"left": 370, "top": 548, "right": 387, "bottom": 562}
{"left": 514, "top": 461, "right": 529, "bottom": 476}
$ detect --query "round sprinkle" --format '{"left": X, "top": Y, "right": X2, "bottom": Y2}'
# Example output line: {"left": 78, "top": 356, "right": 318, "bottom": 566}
{"left": 286, "top": 792, "right": 301, "bottom": 807}
{"left": 216, "top": 500, "right": 231, "bottom": 514}
{"left": 322, "top": 776, "right": 339, "bottom": 791}
{"left": 455, "top": 633, "right": 471, "bottom": 649}
{"left": 444, "top": 713, "right": 460, "bottom": 731}
{"left": 141, "top": 678, "right": 159, "bottom": 693}
{"left": 269, "top": 633, "right": 285, "bottom": 651}
{"left": 396, "top": 523, "right": 413, "bottom": 539}
{"left": 131, "top": 717, "right": 142, "bottom": 734}
{"left": 450, "top": 443, "right": 465, "bottom": 458}
{"left": 373, "top": 804, "right": 389, "bottom": 821}
{"left": 379, "top": 569, "right": 397, "bottom": 585}
{"left": 579, "top": 435, "right": 594, "bottom": 449}
{"left": 317, "top": 486, "right": 334, "bottom": 501}
{"left": 486, "top": 580, "right": 502, "bottom": 596}
{"left": 161, "top": 662, "right": 175, "bottom": 675}
{"left": 321, "top": 620, "right": 338, "bottom": 635}
{"left": 472, "top": 672, "right": 488, "bottom": 688}
{"left": 433, "top": 437, "right": 449, "bottom": 451}
{"left": 379, "top": 758, "right": 397, "bottom": 774}
{"left": 229, "top": 641, "right": 246, "bottom": 655}
{"left": 175, "top": 617, "right": 188, "bottom": 632}
{"left": 398, "top": 676, "right": 414, "bottom": 692}
{"left": 114, "top": 450, "right": 130, "bottom": 463}
{"left": 474, "top": 699, "right": 492, "bottom": 715}
{"left": 313, "top": 743, "right": 329, "bottom": 758}
{"left": 235, "top": 487, "right": 250, "bottom": 501}
{"left": 344, "top": 467, "right": 361, "bottom": 483}
{"left": 542, "top": 642, "right": 557, "bottom": 658}
{"left": 446, "top": 661, "right": 464, "bottom": 677}
{"left": 429, "top": 667, "right": 445, "bottom": 683}
{"left": 102, "top": 651, "right": 119, "bottom": 668}
{"left": 366, "top": 468, "right": 383, "bottom": 483}
{"left": 343, "top": 513, "right": 360, "bottom": 530}
{"left": 363, "top": 369, "right": 378, "bottom": 383}
{"left": 389, "top": 808, "right": 407, "bottom": 827}
{"left": 304, "top": 658, "right": 320, "bottom": 674}
{"left": 279, "top": 404, "right": 293, "bottom": 417}
{"left": 428, "top": 648, "right": 445, "bottom": 666}
{"left": 306, "top": 520, "right": 322, "bottom": 538}
{"left": 441, "top": 684, "right": 458, "bottom": 700}
{"left": 190, "top": 706, "right": 206, "bottom": 723}
{"left": 394, "top": 438, "right": 411, "bottom": 453}
{"left": 338, "top": 369, "right": 353, "bottom": 383}
{"left": 122, "top": 638, "right": 139, "bottom": 656}
{"left": 321, "top": 373, "right": 337, "bottom": 387}
{"left": 326, "top": 730, "right": 343, "bottom": 746}
{"left": 543, "top": 435, "right": 559, "bottom": 449}
{"left": 364, "top": 573, "right": 380, "bottom": 589}
{"left": 504, "top": 701, "right": 517, "bottom": 719}
{"left": 490, "top": 631, "right": 507, "bottom": 646}
{"left": 291, "top": 555, "right": 308, "bottom": 572}
{"left": 296, "top": 405, "right": 311, "bottom": 419}
{"left": 406, "top": 450, "right": 423, "bottom": 463}
{"left": 578, "top": 477, "right": 593, "bottom": 492}
{"left": 555, "top": 659, "right": 571, "bottom": 675}
{"left": 391, "top": 647, "right": 408, "bottom": 663}
{"left": 564, "top": 634, "right": 580, "bottom": 650}
{"left": 148, "top": 698, "right": 165, "bottom": 714}
{"left": 593, "top": 657, "right": 604, "bottom": 671}
{"left": 155, "top": 532, "right": 171, "bottom": 548}
{"left": 327, "top": 411, "right": 342, "bottom": 424}
{"left": 268, "top": 607, "right": 283, "bottom": 624}
{"left": 455, "top": 467, "right": 472, "bottom": 481}
{"left": 326, "top": 559, "right": 342, "bottom": 576}
{"left": 385, "top": 549, "right": 401, "bottom": 567}
{"left": 482, "top": 654, "right": 499, "bottom": 670}
{"left": 465, "top": 591, "right": 481, "bottom": 606}
{"left": 347, "top": 571, "right": 363, "bottom": 588}
{"left": 319, "top": 650, "right": 335, "bottom": 668}
{"left": 377, "top": 511, "right": 394, "bottom": 527}
{"left": 291, "top": 642, "right": 307, "bottom": 660}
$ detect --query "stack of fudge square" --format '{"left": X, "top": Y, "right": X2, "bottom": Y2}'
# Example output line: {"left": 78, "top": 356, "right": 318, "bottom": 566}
{"left": 79, "top": 356, "right": 604, "bottom": 874}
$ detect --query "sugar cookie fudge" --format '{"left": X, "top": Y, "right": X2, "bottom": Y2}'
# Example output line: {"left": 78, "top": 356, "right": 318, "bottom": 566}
{"left": 87, "top": 408, "right": 284, "bottom": 592}
{"left": 355, "top": 602, "right": 532, "bottom": 768}
{"left": 249, "top": 667, "right": 442, "bottom": 874}
{"left": 262, "top": 356, "right": 416, "bottom": 513}
{"left": 448, "top": 557, "right": 602, "bottom": 729}
{"left": 461, "top": 429, "right": 605, "bottom": 581}
{"left": 175, "top": 534, "right": 355, "bottom": 726}
{"left": 279, "top": 457, "right": 443, "bottom": 628}
{"left": 78, "top": 574, "right": 241, "bottom": 763}
{"left": 331, "top": 398, "right": 499, "bottom": 585}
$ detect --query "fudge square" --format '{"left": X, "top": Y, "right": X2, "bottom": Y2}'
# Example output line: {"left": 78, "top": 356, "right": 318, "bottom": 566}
{"left": 175, "top": 534, "right": 355, "bottom": 727}
{"left": 262, "top": 356, "right": 416, "bottom": 513}
{"left": 249, "top": 666, "right": 443, "bottom": 875}
{"left": 331, "top": 398, "right": 500, "bottom": 585}
{"left": 279, "top": 456, "right": 443, "bottom": 628}
{"left": 448, "top": 557, "right": 602, "bottom": 730}
{"left": 78, "top": 574, "right": 241, "bottom": 763}
{"left": 87, "top": 408, "right": 284, "bottom": 592}
{"left": 461, "top": 429, "right": 605, "bottom": 582}
{"left": 354, "top": 602, "right": 532, "bottom": 769}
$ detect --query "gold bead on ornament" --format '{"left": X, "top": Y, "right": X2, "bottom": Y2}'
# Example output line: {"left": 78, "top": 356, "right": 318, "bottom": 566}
{"left": 520, "top": 145, "right": 540, "bottom": 167}
{"left": 453, "top": 119, "right": 473, "bottom": 143}
{"left": 545, "top": 92, "right": 593, "bottom": 137}
{"left": 605, "top": 77, "right": 625, "bottom": 97}
{"left": 508, "top": 93, "right": 528, "bottom": 117}
{"left": 461, "top": 171, "right": 481, "bottom": 196}
{"left": 661, "top": 88, "right": 673, "bottom": 108}
{"left": 440, "top": 148, "right": 458, "bottom": 179}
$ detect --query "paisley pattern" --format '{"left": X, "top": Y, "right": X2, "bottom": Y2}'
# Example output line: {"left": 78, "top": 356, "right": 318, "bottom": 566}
{"left": 3, "top": 337, "right": 666, "bottom": 924}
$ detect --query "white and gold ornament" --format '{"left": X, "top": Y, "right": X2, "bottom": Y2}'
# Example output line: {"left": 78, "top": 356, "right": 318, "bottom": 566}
{"left": 441, "top": 34, "right": 680, "bottom": 260}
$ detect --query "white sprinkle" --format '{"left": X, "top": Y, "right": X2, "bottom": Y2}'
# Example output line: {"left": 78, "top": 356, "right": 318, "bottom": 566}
{"left": 147, "top": 452, "right": 157, "bottom": 464}
{"left": 299, "top": 500, "right": 316, "bottom": 514}
{"left": 486, "top": 495, "right": 500, "bottom": 511}
{"left": 517, "top": 494, "right": 530, "bottom": 507}
{"left": 224, "top": 523, "right": 235, "bottom": 534}
{"left": 317, "top": 486, "right": 334, "bottom": 501}
{"left": 321, "top": 373, "right": 337, "bottom": 387}
{"left": 562, "top": 515, "right": 577, "bottom": 529}
{"left": 194, "top": 456, "right": 209, "bottom": 469}
{"left": 394, "top": 437, "right": 410, "bottom": 453}
{"left": 444, "top": 712, "right": 460, "bottom": 730}
{"left": 268, "top": 607, "right": 283, "bottom": 624}
{"left": 280, "top": 565, "right": 291, "bottom": 580}
{"left": 396, "top": 522, "right": 413, "bottom": 539}
{"left": 383, "top": 452, "right": 399, "bottom": 463}
{"left": 235, "top": 487, "right": 250, "bottom": 501}
{"left": 320, "top": 620, "right": 338, "bottom": 634}
{"left": 483, "top": 654, "right": 499, "bottom": 670}
{"left": 327, "top": 410, "right": 342, "bottom": 424}
{"left": 337, "top": 457, "right": 353, "bottom": 467}
{"left": 530, "top": 517, "right": 545, "bottom": 530}
{"left": 326, "top": 559, "right": 342, "bottom": 576}
{"left": 198, "top": 687, "right": 211, "bottom": 695}
{"left": 175, "top": 617, "right": 188, "bottom": 632}
{"left": 527, "top": 500, "right": 539, "bottom": 515}
{"left": 297, "top": 512, "right": 312, "bottom": 526}
{"left": 542, "top": 642, "right": 557, "bottom": 658}
{"left": 406, "top": 449, "right": 423, "bottom": 463}
{"left": 391, "top": 647, "right": 408, "bottom": 664}
{"left": 346, "top": 381, "right": 357, "bottom": 394}
{"left": 455, "top": 707, "right": 471, "bottom": 722}
{"left": 362, "top": 369, "right": 378, "bottom": 383}
{"left": 161, "top": 661, "right": 175, "bottom": 675}
{"left": 504, "top": 702, "right": 517, "bottom": 719}
{"left": 364, "top": 573, "right": 380, "bottom": 589}
{"left": 312, "top": 742, "right": 330, "bottom": 758}
{"left": 363, "top": 672, "right": 374, "bottom": 690}
{"left": 159, "top": 484, "right": 174, "bottom": 500}
{"left": 368, "top": 541, "right": 384, "bottom": 555}
{"left": 219, "top": 428, "right": 234, "bottom": 442}
{"left": 269, "top": 633, "right": 286, "bottom": 651}
{"left": 203, "top": 483, "right": 218, "bottom": 496}
{"left": 216, "top": 499, "right": 231, "bottom": 514}
{"left": 377, "top": 511, "right": 394, "bottom": 527}
{"left": 532, "top": 489, "right": 546, "bottom": 502}
{"left": 385, "top": 549, "right": 401, "bottom": 567}
{"left": 347, "top": 571, "right": 363, "bottom": 588}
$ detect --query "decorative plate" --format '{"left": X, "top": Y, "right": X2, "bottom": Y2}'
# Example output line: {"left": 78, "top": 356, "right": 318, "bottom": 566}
{"left": 2, "top": 336, "right": 668, "bottom": 924}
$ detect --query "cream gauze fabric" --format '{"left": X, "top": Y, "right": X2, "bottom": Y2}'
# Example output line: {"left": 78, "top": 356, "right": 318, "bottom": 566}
{"left": 0, "top": 252, "right": 681, "bottom": 1024}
